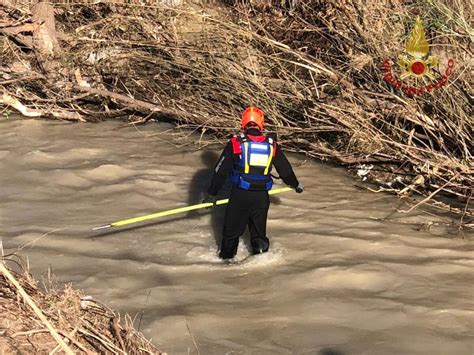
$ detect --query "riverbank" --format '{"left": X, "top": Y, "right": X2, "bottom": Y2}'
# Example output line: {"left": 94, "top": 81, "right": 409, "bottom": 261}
{"left": 0, "top": 2, "right": 472, "bottom": 213}
{"left": 0, "top": 256, "right": 162, "bottom": 354}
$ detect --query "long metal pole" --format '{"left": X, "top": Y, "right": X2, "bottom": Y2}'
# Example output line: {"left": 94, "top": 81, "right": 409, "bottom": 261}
{"left": 92, "top": 186, "right": 293, "bottom": 231}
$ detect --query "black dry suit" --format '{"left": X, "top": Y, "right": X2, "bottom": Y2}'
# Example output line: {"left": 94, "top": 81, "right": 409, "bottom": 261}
{"left": 207, "top": 128, "right": 300, "bottom": 259}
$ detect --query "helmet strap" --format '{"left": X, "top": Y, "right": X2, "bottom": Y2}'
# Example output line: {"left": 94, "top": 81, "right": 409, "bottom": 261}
{"left": 244, "top": 122, "right": 260, "bottom": 130}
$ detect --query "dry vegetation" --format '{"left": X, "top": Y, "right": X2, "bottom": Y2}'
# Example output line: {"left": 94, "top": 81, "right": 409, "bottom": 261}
{"left": 0, "top": 256, "right": 162, "bottom": 354}
{"left": 0, "top": 0, "right": 472, "bottom": 217}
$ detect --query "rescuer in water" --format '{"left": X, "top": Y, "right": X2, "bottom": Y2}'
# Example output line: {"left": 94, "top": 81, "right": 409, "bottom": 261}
{"left": 203, "top": 106, "right": 304, "bottom": 260}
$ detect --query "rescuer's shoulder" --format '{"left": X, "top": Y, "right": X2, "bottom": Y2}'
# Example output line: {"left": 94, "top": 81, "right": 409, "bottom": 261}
{"left": 266, "top": 132, "right": 277, "bottom": 141}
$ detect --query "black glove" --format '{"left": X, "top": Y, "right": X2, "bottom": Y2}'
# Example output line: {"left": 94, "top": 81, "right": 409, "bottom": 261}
{"left": 202, "top": 194, "right": 217, "bottom": 208}
{"left": 295, "top": 182, "right": 304, "bottom": 193}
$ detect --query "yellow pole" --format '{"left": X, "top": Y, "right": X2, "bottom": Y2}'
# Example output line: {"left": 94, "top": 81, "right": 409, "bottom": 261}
{"left": 93, "top": 186, "right": 293, "bottom": 230}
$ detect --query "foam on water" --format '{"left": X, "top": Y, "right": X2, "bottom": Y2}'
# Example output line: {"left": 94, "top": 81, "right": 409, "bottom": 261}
{"left": 187, "top": 240, "right": 284, "bottom": 269}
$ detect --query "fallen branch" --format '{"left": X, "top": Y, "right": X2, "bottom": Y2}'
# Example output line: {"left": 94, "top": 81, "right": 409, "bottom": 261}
{"left": 1, "top": 23, "right": 36, "bottom": 35}
{"left": 111, "top": 316, "right": 126, "bottom": 351}
{"left": 12, "top": 328, "right": 49, "bottom": 337}
{"left": 1, "top": 92, "right": 42, "bottom": 117}
{"left": 0, "top": 27, "right": 33, "bottom": 48}
{"left": 0, "top": 92, "right": 86, "bottom": 121}
{"left": 78, "top": 327, "right": 127, "bottom": 354}
{"left": 0, "top": 74, "right": 43, "bottom": 85}
{"left": 399, "top": 173, "right": 461, "bottom": 213}
{"left": 74, "top": 85, "right": 189, "bottom": 118}
{"left": 52, "top": 328, "right": 89, "bottom": 355}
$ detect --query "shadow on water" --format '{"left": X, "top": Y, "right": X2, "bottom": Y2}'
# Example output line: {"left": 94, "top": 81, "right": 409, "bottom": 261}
{"left": 187, "top": 150, "right": 228, "bottom": 249}
{"left": 89, "top": 151, "right": 223, "bottom": 240}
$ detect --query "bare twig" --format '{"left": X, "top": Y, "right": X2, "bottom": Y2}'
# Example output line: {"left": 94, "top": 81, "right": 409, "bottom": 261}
{"left": 399, "top": 174, "right": 461, "bottom": 213}
{"left": 185, "top": 317, "right": 200, "bottom": 355}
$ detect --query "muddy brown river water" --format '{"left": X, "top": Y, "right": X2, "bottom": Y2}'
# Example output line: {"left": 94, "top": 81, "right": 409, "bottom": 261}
{"left": 1, "top": 117, "right": 473, "bottom": 354}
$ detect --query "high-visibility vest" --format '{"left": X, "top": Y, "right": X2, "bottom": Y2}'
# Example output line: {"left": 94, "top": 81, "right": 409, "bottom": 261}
{"left": 229, "top": 133, "right": 276, "bottom": 191}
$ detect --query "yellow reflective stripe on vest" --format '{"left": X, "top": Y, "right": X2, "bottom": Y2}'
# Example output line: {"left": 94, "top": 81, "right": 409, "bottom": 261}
{"left": 263, "top": 144, "right": 274, "bottom": 174}
{"left": 244, "top": 142, "right": 250, "bottom": 173}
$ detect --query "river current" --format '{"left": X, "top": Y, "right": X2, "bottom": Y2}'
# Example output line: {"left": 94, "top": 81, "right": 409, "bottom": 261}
{"left": 1, "top": 118, "right": 472, "bottom": 354}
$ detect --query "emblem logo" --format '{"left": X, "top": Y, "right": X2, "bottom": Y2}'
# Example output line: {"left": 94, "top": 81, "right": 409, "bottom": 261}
{"left": 382, "top": 17, "right": 454, "bottom": 95}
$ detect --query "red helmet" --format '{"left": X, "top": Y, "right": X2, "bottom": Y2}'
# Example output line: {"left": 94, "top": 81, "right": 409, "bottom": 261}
{"left": 241, "top": 106, "right": 264, "bottom": 131}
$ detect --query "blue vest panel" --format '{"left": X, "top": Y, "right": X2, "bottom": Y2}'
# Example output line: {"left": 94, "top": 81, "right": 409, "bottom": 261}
{"left": 230, "top": 135, "right": 274, "bottom": 191}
